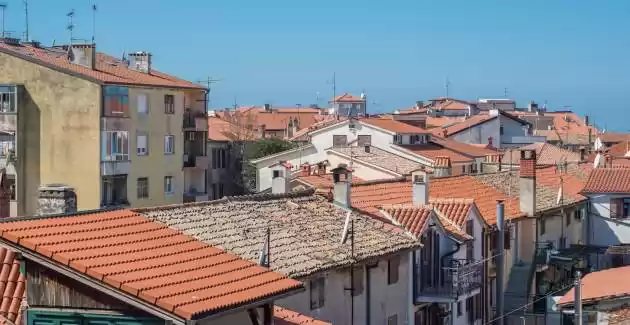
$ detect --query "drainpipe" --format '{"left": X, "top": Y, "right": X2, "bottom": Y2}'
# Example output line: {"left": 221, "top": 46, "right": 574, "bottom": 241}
{"left": 496, "top": 201, "right": 505, "bottom": 325}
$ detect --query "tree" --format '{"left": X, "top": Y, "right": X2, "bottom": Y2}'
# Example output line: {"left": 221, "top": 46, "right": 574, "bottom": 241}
{"left": 242, "top": 138, "right": 296, "bottom": 193}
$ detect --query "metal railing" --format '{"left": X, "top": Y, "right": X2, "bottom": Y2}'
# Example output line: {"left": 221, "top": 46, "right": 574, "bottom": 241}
{"left": 415, "top": 258, "right": 483, "bottom": 299}
{"left": 183, "top": 110, "right": 206, "bottom": 128}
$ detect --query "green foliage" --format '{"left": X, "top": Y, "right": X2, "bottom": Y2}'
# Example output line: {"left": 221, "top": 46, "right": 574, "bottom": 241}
{"left": 241, "top": 138, "right": 296, "bottom": 193}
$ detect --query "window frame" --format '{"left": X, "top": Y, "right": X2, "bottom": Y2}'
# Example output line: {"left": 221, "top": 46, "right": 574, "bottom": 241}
{"left": 540, "top": 218, "right": 546, "bottom": 235}
{"left": 352, "top": 266, "right": 364, "bottom": 296}
{"left": 136, "top": 133, "right": 148, "bottom": 156}
{"left": 387, "top": 256, "right": 400, "bottom": 285}
{"left": 309, "top": 277, "right": 325, "bottom": 310}
{"left": 164, "top": 176, "right": 174, "bottom": 195}
{"left": 137, "top": 93, "right": 149, "bottom": 115}
{"left": 332, "top": 135, "right": 347, "bottom": 148}
{"left": 164, "top": 135, "right": 175, "bottom": 155}
{"left": 164, "top": 94, "right": 175, "bottom": 114}
{"left": 136, "top": 177, "right": 149, "bottom": 199}
{"left": 104, "top": 131, "right": 130, "bottom": 161}
{"left": 103, "top": 86, "right": 130, "bottom": 117}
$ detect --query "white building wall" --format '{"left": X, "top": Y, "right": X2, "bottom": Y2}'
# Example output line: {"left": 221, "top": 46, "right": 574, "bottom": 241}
{"left": 326, "top": 152, "right": 401, "bottom": 180}
{"left": 277, "top": 252, "right": 412, "bottom": 325}
{"left": 451, "top": 119, "right": 501, "bottom": 148}
{"left": 588, "top": 194, "right": 630, "bottom": 247}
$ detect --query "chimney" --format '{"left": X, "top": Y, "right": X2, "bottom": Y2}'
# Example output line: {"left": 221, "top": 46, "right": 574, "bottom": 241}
{"left": 442, "top": 129, "right": 448, "bottom": 137}
{"left": 433, "top": 156, "right": 452, "bottom": 177}
{"left": 38, "top": 184, "right": 77, "bottom": 216}
{"left": 317, "top": 162, "right": 327, "bottom": 175}
{"left": 519, "top": 150, "right": 536, "bottom": 216}
{"left": 271, "top": 161, "right": 292, "bottom": 194}
{"left": 415, "top": 101, "right": 424, "bottom": 110}
{"left": 364, "top": 145, "right": 370, "bottom": 153}
{"left": 301, "top": 163, "right": 312, "bottom": 177}
{"left": 264, "top": 103, "right": 272, "bottom": 112}
{"left": 411, "top": 168, "right": 431, "bottom": 206}
{"left": 331, "top": 164, "right": 353, "bottom": 208}
{"left": 67, "top": 44, "right": 97, "bottom": 70}
{"left": 127, "top": 51, "right": 152, "bottom": 74}
{"left": 585, "top": 115, "right": 589, "bottom": 126}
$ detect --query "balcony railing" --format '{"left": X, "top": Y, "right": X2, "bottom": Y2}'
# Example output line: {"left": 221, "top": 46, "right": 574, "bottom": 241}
{"left": 183, "top": 111, "right": 208, "bottom": 131}
{"left": 415, "top": 258, "right": 483, "bottom": 301}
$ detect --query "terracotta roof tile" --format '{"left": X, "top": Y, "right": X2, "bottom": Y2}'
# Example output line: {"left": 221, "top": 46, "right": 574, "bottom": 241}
{"left": 0, "top": 248, "right": 24, "bottom": 325}
{"left": 432, "top": 115, "right": 496, "bottom": 136}
{"left": 604, "top": 141, "right": 630, "bottom": 158}
{"left": 399, "top": 144, "right": 473, "bottom": 163}
{"left": 273, "top": 306, "right": 332, "bottom": 325}
{"left": 361, "top": 118, "right": 429, "bottom": 134}
{"left": 558, "top": 266, "right": 630, "bottom": 306}
{"left": 599, "top": 132, "right": 630, "bottom": 144}
{"left": 331, "top": 93, "right": 364, "bottom": 103}
{"left": 328, "top": 146, "right": 423, "bottom": 175}
{"left": 502, "top": 143, "right": 582, "bottom": 166}
{"left": 430, "top": 136, "right": 498, "bottom": 157}
{"left": 0, "top": 210, "right": 302, "bottom": 320}
{"left": 0, "top": 43, "right": 203, "bottom": 89}
{"left": 380, "top": 205, "right": 433, "bottom": 238}
{"left": 582, "top": 168, "right": 630, "bottom": 194}
{"left": 296, "top": 174, "right": 364, "bottom": 189}
{"left": 135, "top": 192, "right": 419, "bottom": 278}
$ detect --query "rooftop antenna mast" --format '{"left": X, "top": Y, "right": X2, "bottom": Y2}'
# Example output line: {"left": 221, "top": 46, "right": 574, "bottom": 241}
{"left": 445, "top": 77, "right": 451, "bottom": 99}
{"left": 504, "top": 87, "right": 508, "bottom": 98}
{"left": 196, "top": 77, "right": 221, "bottom": 111}
{"left": 22, "top": 0, "right": 28, "bottom": 41}
{"left": 66, "top": 9, "right": 75, "bottom": 44}
{"left": 91, "top": 4, "right": 97, "bottom": 43}
{"left": 0, "top": 3, "right": 6, "bottom": 38}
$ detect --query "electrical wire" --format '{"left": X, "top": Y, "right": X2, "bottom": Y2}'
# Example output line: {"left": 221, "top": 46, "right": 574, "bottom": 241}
{"left": 482, "top": 284, "right": 575, "bottom": 325}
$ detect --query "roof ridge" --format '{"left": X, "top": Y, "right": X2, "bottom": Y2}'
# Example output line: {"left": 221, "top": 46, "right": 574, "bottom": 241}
{"left": 352, "top": 177, "right": 407, "bottom": 187}
{"left": 0, "top": 206, "right": 129, "bottom": 223}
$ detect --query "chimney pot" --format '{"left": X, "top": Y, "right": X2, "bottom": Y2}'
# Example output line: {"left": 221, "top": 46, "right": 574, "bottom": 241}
{"left": 301, "top": 163, "right": 312, "bottom": 177}
{"left": 271, "top": 161, "right": 292, "bottom": 194}
{"left": 442, "top": 129, "right": 448, "bottom": 137}
{"left": 331, "top": 164, "right": 353, "bottom": 208}
{"left": 519, "top": 149, "right": 537, "bottom": 216}
{"left": 411, "top": 168, "right": 430, "bottom": 206}
{"left": 264, "top": 103, "right": 271, "bottom": 112}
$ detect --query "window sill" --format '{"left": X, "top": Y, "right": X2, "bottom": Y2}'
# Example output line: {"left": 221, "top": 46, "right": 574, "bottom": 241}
{"left": 164, "top": 152, "right": 175, "bottom": 155}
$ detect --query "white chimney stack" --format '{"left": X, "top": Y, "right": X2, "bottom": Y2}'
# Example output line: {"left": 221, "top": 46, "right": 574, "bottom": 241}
{"left": 411, "top": 168, "right": 431, "bottom": 206}
{"left": 270, "top": 161, "right": 292, "bottom": 194}
{"left": 331, "top": 164, "right": 353, "bottom": 208}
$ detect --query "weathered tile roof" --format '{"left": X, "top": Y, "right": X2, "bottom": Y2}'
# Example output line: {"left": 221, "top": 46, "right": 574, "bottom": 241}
{"left": 362, "top": 118, "right": 429, "bottom": 134}
{"left": 0, "top": 43, "right": 204, "bottom": 89}
{"left": 295, "top": 173, "right": 364, "bottom": 189}
{"left": 328, "top": 146, "right": 423, "bottom": 175}
{"left": 274, "top": 306, "right": 332, "bottom": 325}
{"left": 432, "top": 115, "right": 495, "bottom": 136}
{"left": 331, "top": 93, "right": 364, "bottom": 103}
{"left": 604, "top": 141, "right": 630, "bottom": 158}
{"left": 558, "top": 266, "right": 630, "bottom": 307}
{"left": 430, "top": 136, "right": 498, "bottom": 157}
{"left": 501, "top": 142, "right": 582, "bottom": 166}
{"left": 599, "top": 132, "right": 630, "bottom": 144}
{"left": 582, "top": 168, "right": 630, "bottom": 194}
{"left": 399, "top": 144, "right": 474, "bottom": 163}
{"left": 380, "top": 205, "right": 433, "bottom": 238}
{"left": 0, "top": 210, "right": 302, "bottom": 320}
{"left": 134, "top": 191, "right": 419, "bottom": 278}
{"left": 0, "top": 248, "right": 24, "bottom": 325}
{"left": 609, "top": 306, "right": 630, "bottom": 325}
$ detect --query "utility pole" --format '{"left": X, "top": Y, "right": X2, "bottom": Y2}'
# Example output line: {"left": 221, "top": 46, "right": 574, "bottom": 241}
{"left": 575, "top": 271, "right": 582, "bottom": 325}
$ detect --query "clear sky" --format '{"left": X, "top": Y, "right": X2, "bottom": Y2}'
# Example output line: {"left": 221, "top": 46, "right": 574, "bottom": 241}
{"left": 3, "top": 0, "right": 629, "bottom": 131}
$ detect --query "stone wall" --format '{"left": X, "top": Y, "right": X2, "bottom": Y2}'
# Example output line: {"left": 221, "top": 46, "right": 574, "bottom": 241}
{"left": 37, "top": 184, "right": 77, "bottom": 216}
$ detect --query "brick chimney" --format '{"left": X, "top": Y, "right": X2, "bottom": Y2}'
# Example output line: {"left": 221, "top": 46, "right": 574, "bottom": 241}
{"left": 271, "top": 161, "right": 292, "bottom": 194}
{"left": 519, "top": 150, "right": 536, "bottom": 216}
{"left": 331, "top": 164, "right": 353, "bottom": 208}
{"left": 411, "top": 168, "right": 431, "bottom": 206}
{"left": 67, "top": 44, "right": 97, "bottom": 70}
{"left": 128, "top": 51, "right": 152, "bottom": 74}
{"left": 38, "top": 184, "right": 77, "bottom": 216}
{"left": 433, "top": 156, "right": 452, "bottom": 178}
{"left": 301, "top": 163, "right": 312, "bottom": 177}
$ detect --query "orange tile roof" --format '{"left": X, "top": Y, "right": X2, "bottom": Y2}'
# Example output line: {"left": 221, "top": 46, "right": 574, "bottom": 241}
{"left": 514, "top": 111, "right": 597, "bottom": 145}
{"left": 380, "top": 205, "right": 433, "bottom": 238}
{"left": 604, "top": 141, "right": 630, "bottom": 158}
{"left": 433, "top": 115, "right": 496, "bottom": 136}
{"left": 599, "top": 132, "right": 630, "bottom": 144}
{"left": 0, "top": 248, "right": 24, "bottom": 325}
{"left": 558, "top": 266, "right": 630, "bottom": 307}
{"left": 608, "top": 306, "right": 630, "bottom": 325}
{"left": 400, "top": 144, "right": 474, "bottom": 163}
{"left": 430, "top": 136, "right": 498, "bottom": 157}
{"left": 582, "top": 168, "right": 630, "bottom": 194}
{"left": 431, "top": 198, "right": 475, "bottom": 228}
{"left": 361, "top": 118, "right": 429, "bottom": 134}
{"left": 207, "top": 116, "right": 259, "bottom": 142}
{"left": 0, "top": 43, "right": 204, "bottom": 89}
{"left": 331, "top": 93, "right": 364, "bottom": 103}
{"left": 439, "top": 100, "right": 471, "bottom": 111}
{"left": 501, "top": 142, "right": 582, "bottom": 166}
{"left": 0, "top": 210, "right": 302, "bottom": 320}
{"left": 216, "top": 107, "right": 331, "bottom": 136}
{"left": 274, "top": 306, "right": 331, "bottom": 325}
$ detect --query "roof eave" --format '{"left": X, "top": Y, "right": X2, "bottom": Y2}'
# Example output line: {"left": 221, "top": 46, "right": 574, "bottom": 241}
{"left": 0, "top": 47, "right": 104, "bottom": 85}
{"left": 103, "top": 81, "right": 206, "bottom": 91}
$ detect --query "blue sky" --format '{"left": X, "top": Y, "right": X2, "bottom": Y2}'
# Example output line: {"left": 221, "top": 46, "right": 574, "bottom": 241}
{"left": 3, "top": 0, "right": 629, "bottom": 131}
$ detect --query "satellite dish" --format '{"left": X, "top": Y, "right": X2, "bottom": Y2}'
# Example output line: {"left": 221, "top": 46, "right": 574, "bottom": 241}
{"left": 340, "top": 211, "right": 352, "bottom": 244}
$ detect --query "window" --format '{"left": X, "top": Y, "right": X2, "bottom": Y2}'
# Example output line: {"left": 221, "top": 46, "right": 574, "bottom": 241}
{"left": 309, "top": 277, "right": 325, "bottom": 310}
{"left": 164, "top": 135, "right": 175, "bottom": 154}
{"left": 611, "top": 198, "right": 630, "bottom": 218}
{"left": 575, "top": 207, "right": 584, "bottom": 221}
{"left": 500, "top": 125, "right": 504, "bottom": 135}
{"left": 137, "top": 93, "right": 149, "bottom": 114}
{"left": 357, "top": 135, "right": 372, "bottom": 147}
{"left": 332, "top": 135, "right": 347, "bottom": 147}
{"left": 393, "top": 134, "right": 402, "bottom": 144}
{"left": 470, "top": 163, "right": 478, "bottom": 174}
{"left": 457, "top": 301, "right": 462, "bottom": 316}
{"left": 462, "top": 165, "right": 466, "bottom": 174}
{"left": 137, "top": 177, "right": 149, "bottom": 199}
{"left": 387, "top": 314, "right": 398, "bottom": 325}
{"left": 103, "top": 86, "right": 129, "bottom": 117}
{"left": 272, "top": 170, "right": 282, "bottom": 178}
{"left": 388, "top": 256, "right": 400, "bottom": 285}
{"left": 466, "top": 220, "right": 474, "bottom": 260}
{"left": 352, "top": 267, "right": 364, "bottom": 296}
{"left": 466, "top": 297, "right": 473, "bottom": 324}
{"left": 103, "top": 131, "right": 129, "bottom": 161}
{"left": 101, "top": 175, "right": 128, "bottom": 206}
{"left": 559, "top": 236, "right": 567, "bottom": 249}
{"left": 164, "top": 176, "right": 173, "bottom": 195}
{"left": 0, "top": 86, "right": 16, "bottom": 113}
{"left": 475, "top": 294, "right": 482, "bottom": 320}
{"left": 136, "top": 133, "right": 148, "bottom": 156}
{"left": 540, "top": 218, "right": 546, "bottom": 235}
{"left": 504, "top": 227, "right": 511, "bottom": 250}
{"left": 566, "top": 212, "right": 571, "bottom": 226}
{"left": 164, "top": 94, "right": 175, "bottom": 114}
{"left": 6, "top": 177, "right": 15, "bottom": 201}
{"left": 211, "top": 148, "right": 227, "bottom": 169}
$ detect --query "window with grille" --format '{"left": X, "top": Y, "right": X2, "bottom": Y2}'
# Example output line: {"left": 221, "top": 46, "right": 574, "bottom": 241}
{"left": 137, "top": 177, "right": 149, "bottom": 199}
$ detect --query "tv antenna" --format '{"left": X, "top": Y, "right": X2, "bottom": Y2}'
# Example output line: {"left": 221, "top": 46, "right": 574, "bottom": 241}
{"left": 444, "top": 77, "right": 451, "bottom": 99}
{"left": 66, "top": 9, "right": 75, "bottom": 43}
{"left": 504, "top": 87, "right": 508, "bottom": 98}
{"left": 91, "top": 4, "right": 97, "bottom": 43}
{"left": 0, "top": 3, "right": 6, "bottom": 38}
{"left": 22, "top": 0, "right": 28, "bottom": 41}
{"left": 196, "top": 77, "right": 222, "bottom": 110}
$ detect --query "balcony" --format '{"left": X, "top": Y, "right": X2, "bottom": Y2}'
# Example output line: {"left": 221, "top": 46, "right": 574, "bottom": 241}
{"left": 183, "top": 190, "right": 209, "bottom": 203}
{"left": 415, "top": 259, "right": 483, "bottom": 303}
{"left": 100, "top": 175, "right": 129, "bottom": 208}
{"left": 183, "top": 154, "right": 209, "bottom": 169}
{"left": 183, "top": 110, "right": 208, "bottom": 131}
{"left": 502, "top": 135, "right": 547, "bottom": 146}
{"left": 101, "top": 158, "right": 131, "bottom": 176}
